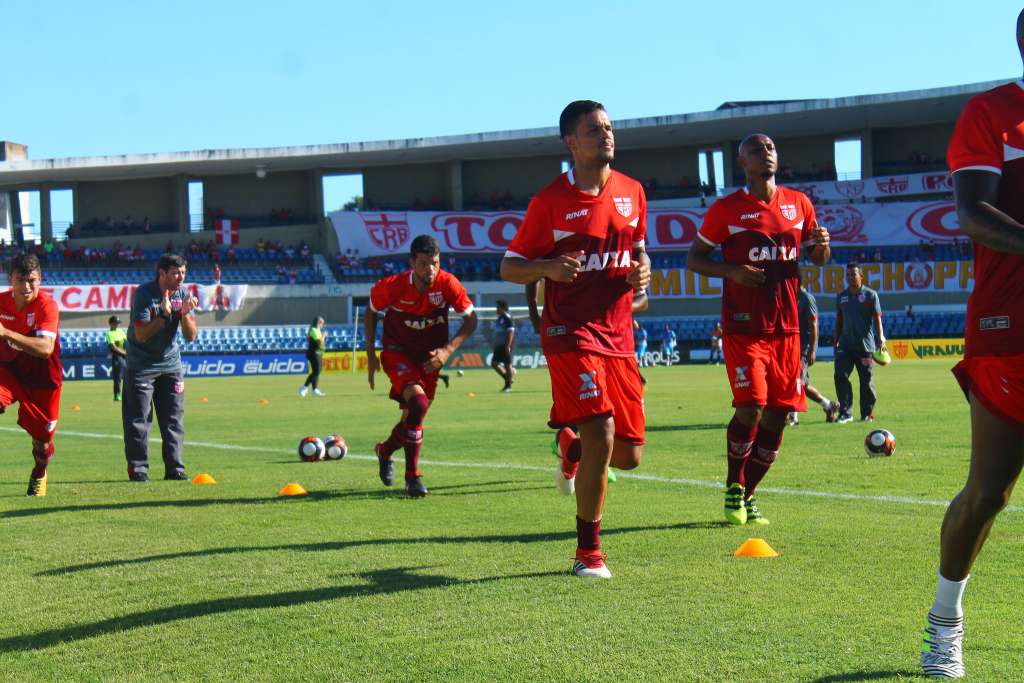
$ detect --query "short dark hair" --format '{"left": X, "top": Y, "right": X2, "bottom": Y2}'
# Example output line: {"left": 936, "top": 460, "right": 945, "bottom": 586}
{"left": 410, "top": 235, "right": 440, "bottom": 259}
{"left": 559, "top": 100, "right": 605, "bottom": 139}
{"left": 847, "top": 262, "right": 862, "bottom": 272}
{"left": 9, "top": 253, "right": 41, "bottom": 277}
{"left": 496, "top": 299, "right": 508, "bottom": 310}
{"left": 157, "top": 253, "right": 187, "bottom": 273}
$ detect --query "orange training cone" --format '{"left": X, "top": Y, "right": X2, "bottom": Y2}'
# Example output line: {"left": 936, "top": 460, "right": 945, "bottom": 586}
{"left": 259, "top": 399, "right": 270, "bottom": 405}
{"left": 279, "top": 482, "right": 308, "bottom": 496}
{"left": 72, "top": 404, "right": 81, "bottom": 411}
{"left": 191, "top": 473, "right": 216, "bottom": 485}
{"left": 200, "top": 397, "right": 209, "bottom": 403}
{"left": 734, "top": 538, "right": 779, "bottom": 558}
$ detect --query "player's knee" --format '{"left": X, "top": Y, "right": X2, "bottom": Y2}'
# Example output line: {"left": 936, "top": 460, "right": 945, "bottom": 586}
{"left": 965, "top": 484, "right": 1012, "bottom": 518}
{"left": 406, "top": 393, "right": 430, "bottom": 425}
{"left": 613, "top": 443, "right": 642, "bottom": 470}
{"left": 734, "top": 406, "right": 761, "bottom": 427}
{"left": 578, "top": 415, "right": 615, "bottom": 449}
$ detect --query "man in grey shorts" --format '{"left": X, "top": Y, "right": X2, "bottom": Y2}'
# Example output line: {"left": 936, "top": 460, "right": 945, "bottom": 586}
{"left": 833, "top": 263, "right": 886, "bottom": 424}
{"left": 123, "top": 253, "right": 199, "bottom": 482}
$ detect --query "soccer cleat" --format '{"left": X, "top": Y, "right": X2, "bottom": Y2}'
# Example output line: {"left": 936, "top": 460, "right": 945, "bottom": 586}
{"left": 439, "top": 374, "right": 450, "bottom": 389}
{"left": 824, "top": 402, "right": 840, "bottom": 423}
{"left": 164, "top": 471, "right": 189, "bottom": 481}
{"left": 837, "top": 413, "right": 853, "bottom": 424}
{"left": 744, "top": 495, "right": 769, "bottom": 525}
{"left": 405, "top": 476, "right": 428, "bottom": 498}
{"left": 607, "top": 468, "right": 617, "bottom": 483}
{"left": 724, "top": 482, "right": 747, "bottom": 525}
{"left": 861, "top": 414, "right": 874, "bottom": 423}
{"left": 128, "top": 469, "right": 149, "bottom": 483}
{"left": 26, "top": 474, "right": 47, "bottom": 497}
{"left": 921, "top": 613, "right": 965, "bottom": 678}
{"left": 553, "top": 427, "right": 578, "bottom": 496}
{"left": 313, "top": 388, "right": 325, "bottom": 397}
{"left": 298, "top": 385, "right": 308, "bottom": 397}
{"left": 572, "top": 550, "right": 612, "bottom": 579}
{"left": 114, "top": 393, "right": 122, "bottom": 402}
{"left": 375, "top": 443, "right": 394, "bottom": 486}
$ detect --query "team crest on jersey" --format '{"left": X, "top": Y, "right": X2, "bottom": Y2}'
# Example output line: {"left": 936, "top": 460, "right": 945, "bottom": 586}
{"left": 780, "top": 204, "right": 798, "bottom": 221}
{"left": 613, "top": 197, "right": 633, "bottom": 217}
{"left": 428, "top": 291, "right": 444, "bottom": 307}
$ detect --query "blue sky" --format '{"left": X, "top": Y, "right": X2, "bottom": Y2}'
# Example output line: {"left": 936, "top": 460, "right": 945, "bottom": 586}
{"left": 2, "top": 0, "right": 1021, "bottom": 216}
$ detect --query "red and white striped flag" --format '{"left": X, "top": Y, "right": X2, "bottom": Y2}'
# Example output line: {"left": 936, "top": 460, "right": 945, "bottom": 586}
{"left": 215, "top": 219, "right": 239, "bottom": 245}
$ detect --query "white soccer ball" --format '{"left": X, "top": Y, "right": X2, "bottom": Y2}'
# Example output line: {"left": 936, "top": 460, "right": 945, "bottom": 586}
{"left": 864, "top": 429, "right": 896, "bottom": 457}
{"left": 323, "top": 435, "right": 348, "bottom": 460}
{"left": 456, "top": 370, "right": 465, "bottom": 377}
{"left": 298, "top": 436, "right": 326, "bottom": 462}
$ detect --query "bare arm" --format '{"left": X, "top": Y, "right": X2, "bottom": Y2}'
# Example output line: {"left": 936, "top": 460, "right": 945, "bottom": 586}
{"left": 500, "top": 252, "right": 584, "bottom": 285}
{"left": 364, "top": 308, "right": 380, "bottom": 390}
{"left": 424, "top": 311, "right": 478, "bottom": 373}
{"left": 525, "top": 282, "right": 541, "bottom": 332}
{"left": 874, "top": 313, "right": 887, "bottom": 352}
{"left": 954, "top": 170, "right": 1024, "bottom": 254}
{"left": 807, "top": 318, "right": 818, "bottom": 365}
{"left": 133, "top": 317, "right": 168, "bottom": 344}
{"left": 807, "top": 221, "right": 831, "bottom": 266}
{"left": 686, "top": 239, "right": 766, "bottom": 287}
{"left": 178, "top": 294, "right": 199, "bottom": 342}
{"left": 632, "top": 290, "right": 649, "bottom": 313}
{"left": 627, "top": 247, "right": 651, "bottom": 292}
{"left": 0, "top": 326, "right": 55, "bottom": 359}
{"left": 108, "top": 342, "right": 127, "bottom": 358}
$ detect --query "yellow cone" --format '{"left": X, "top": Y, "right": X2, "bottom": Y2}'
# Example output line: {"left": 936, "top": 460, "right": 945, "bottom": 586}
{"left": 200, "top": 397, "right": 209, "bottom": 403}
{"left": 191, "top": 473, "right": 216, "bottom": 485}
{"left": 259, "top": 398, "right": 270, "bottom": 405}
{"left": 279, "top": 482, "right": 308, "bottom": 496}
{"left": 72, "top": 404, "right": 81, "bottom": 411}
{"left": 734, "top": 538, "right": 779, "bottom": 558}
{"left": 466, "top": 392, "right": 476, "bottom": 397}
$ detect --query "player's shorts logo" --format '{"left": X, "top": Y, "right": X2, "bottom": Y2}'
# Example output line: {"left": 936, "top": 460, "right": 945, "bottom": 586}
{"left": 578, "top": 371, "right": 600, "bottom": 400}
{"left": 613, "top": 197, "right": 633, "bottom": 218}
{"left": 780, "top": 204, "right": 797, "bottom": 221}
{"left": 734, "top": 366, "right": 751, "bottom": 389}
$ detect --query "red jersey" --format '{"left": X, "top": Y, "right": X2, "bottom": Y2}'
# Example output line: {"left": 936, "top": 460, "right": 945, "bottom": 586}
{"left": 0, "top": 290, "right": 62, "bottom": 389}
{"left": 369, "top": 270, "right": 473, "bottom": 362}
{"left": 947, "top": 81, "right": 1024, "bottom": 357}
{"left": 697, "top": 186, "right": 817, "bottom": 336}
{"left": 506, "top": 169, "right": 646, "bottom": 358}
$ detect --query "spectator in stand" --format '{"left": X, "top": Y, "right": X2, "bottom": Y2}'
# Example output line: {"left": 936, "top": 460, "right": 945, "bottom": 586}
{"left": 289, "top": 267, "right": 297, "bottom": 283}
{"left": 164, "top": 240, "right": 174, "bottom": 254}
{"left": 300, "top": 243, "right": 311, "bottom": 259}
{"left": 873, "top": 247, "right": 883, "bottom": 262}
{"left": 905, "top": 304, "right": 915, "bottom": 319}
{"left": 226, "top": 245, "right": 237, "bottom": 263}
{"left": 255, "top": 238, "right": 266, "bottom": 254}
{"left": 133, "top": 244, "right": 144, "bottom": 261}
{"left": 276, "top": 265, "right": 288, "bottom": 283}
{"left": 142, "top": 217, "right": 151, "bottom": 234}
{"left": 212, "top": 263, "right": 222, "bottom": 284}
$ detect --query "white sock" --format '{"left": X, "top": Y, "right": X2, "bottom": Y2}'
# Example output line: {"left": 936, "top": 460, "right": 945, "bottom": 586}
{"left": 931, "top": 572, "right": 969, "bottom": 620}
{"left": 819, "top": 398, "right": 833, "bottom": 410}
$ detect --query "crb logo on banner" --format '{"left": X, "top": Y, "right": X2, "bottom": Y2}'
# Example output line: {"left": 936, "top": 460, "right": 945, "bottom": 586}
{"left": 906, "top": 201, "right": 960, "bottom": 241}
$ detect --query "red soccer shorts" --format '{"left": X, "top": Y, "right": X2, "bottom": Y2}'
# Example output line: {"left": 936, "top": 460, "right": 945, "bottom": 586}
{"left": 953, "top": 355, "right": 1024, "bottom": 433}
{"left": 723, "top": 333, "right": 806, "bottom": 412}
{"left": 0, "top": 368, "right": 61, "bottom": 441}
{"left": 380, "top": 350, "right": 438, "bottom": 406}
{"left": 546, "top": 351, "right": 645, "bottom": 445}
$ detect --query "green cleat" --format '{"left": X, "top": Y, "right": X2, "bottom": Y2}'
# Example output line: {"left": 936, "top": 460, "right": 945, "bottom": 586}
{"left": 724, "top": 482, "right": 747, "bottom": 525}
{"left": 607, "top": 468, "right": 617, "bottom": 483}
{"left": 744, "top": 495, "right": 770, "bottom": 525}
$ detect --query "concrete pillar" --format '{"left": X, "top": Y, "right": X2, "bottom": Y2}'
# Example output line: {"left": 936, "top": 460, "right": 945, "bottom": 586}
{"left": 308, "top": 168, "right": 324, "bottom": 222}
{"left": 723, "top": 141, "right": 738, "bottom": 189}
{"left": 175, "top": 175, "right": 190, "bottom": 236}
{"left": 39, "top": 184, "right": 52, "bottom": 244}
{"left": 860, "top": 129, "right": 874, "bottom": 179}
{"left": 71, "top": 182, "right": 80, "bottom": 232}
{"left": 448, "top": 160, "right": 463, "bottom": 211}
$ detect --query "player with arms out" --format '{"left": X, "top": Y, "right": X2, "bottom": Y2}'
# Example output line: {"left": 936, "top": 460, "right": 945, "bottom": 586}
{"left": 0, "top": 254, "right": 63, "bottom": 497}
{"left": 919, "top": 12, "right": 1024, "bottom": 678}
{"left": 687, "top": 133, "right": 830, "bottom": 525}
{"left": 366, "top": 235, "right": 477, "bottom": 497}
{"left": 501, "top": 100, "right": 650, "bottom": 579}
{"left": 491, "top": 299, "right": 516, "bottom": 392}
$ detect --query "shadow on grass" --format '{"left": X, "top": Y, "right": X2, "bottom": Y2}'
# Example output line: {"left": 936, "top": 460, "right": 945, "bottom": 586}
{"left": 645, "top": 423, "right": 728, "bottom": 433}
{"left": 0, "top": 566, "right": 563, "bottom": 652}
{"left": 39, "top": 521, "right": 727, "bottom": 577}
{"left": 2, "top": 480, "right": 543, "bottom": 519}
{"left": 809, "top": 672, "right": 919, "bottom": 682}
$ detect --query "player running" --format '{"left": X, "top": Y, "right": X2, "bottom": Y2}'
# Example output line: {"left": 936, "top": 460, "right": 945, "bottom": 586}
{"left": 0, "top": 254, "right": 63, "bottom": 497}
{"left": 919, "top": 15, "right": 1024, "bottom": 678}
{"left": 366, "top": 235, "right": 477, "bottom": 497}
{"left": 491, "top": 299, "right": 516, "bottom": 392}
{"left": 687, "top": 133, "right": 830, "bottom": 526}
{"left": 501, "top": 100, "right": 650, "bottom": 579}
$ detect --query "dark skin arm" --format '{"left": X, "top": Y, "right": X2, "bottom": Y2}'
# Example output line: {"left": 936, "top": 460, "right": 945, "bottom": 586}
{"left": 687, "top": 240, "right": 766, "bottom": 286}
{"left": 953, "top": 170, "right": 1024, "bottom": 254}
{"left": 365, "top": 308, "right": 380, "bottom": 390}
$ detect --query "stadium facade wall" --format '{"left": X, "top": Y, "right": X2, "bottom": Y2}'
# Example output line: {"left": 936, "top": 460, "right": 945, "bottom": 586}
{"left": 77, "top": 177, "right": 177, "bottom": 227}
{"left": 363, "top": 163, "right": 451, "bottom": 209}
{"left": 462, "top": 156, "right": 565, "bottom": 201}
{"left": 872, "top": 123, "right": 954, "bottom": 171}
{"left": 203, "top": 171, "right": 316, "bottom": 224}
{"left": 613, "top": 146, "right": 703, "bottom": 190}
{"left": 66, "top": 222, "right": 326, "bottom": 251}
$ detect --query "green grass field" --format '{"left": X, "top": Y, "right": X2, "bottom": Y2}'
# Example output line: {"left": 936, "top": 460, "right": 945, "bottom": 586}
{"left": 1, "top": 360, "right": 1021, "bottom": 682}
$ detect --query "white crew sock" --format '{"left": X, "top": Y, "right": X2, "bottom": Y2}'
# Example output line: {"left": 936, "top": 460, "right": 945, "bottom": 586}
{"left": 931, "top": 572, "right": 969, "bottom": 620}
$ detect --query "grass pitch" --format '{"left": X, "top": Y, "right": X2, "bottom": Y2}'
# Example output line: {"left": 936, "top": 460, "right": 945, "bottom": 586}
{"left": 1, "top": 361, "right": 1021, "bottom": 682}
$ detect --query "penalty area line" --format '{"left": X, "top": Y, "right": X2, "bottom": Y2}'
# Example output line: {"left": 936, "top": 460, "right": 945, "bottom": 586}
{"left": 5, "top": 426, "right": 1018, "bottom": 513}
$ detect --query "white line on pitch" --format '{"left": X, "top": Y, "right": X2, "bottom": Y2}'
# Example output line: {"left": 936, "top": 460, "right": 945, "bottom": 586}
{"left": 4, "top": 426, "right": 1019, "bottom": 513}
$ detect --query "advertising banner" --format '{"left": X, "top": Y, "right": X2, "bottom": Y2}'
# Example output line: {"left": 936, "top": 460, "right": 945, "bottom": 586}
{"left": 39, "top": 283, "right": 248, "bottom": 313}
{"left": 330, "top": 199, "right": 964, "bottom": 256}
{"left": 61, "top": 352, "right": 307, "bottom": 381}
{"left": 887, "top": 338, "right": 965, "bottom": 362}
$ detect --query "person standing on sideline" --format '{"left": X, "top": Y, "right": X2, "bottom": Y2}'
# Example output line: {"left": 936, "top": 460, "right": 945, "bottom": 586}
{"left": 709, "top": 321, "right": 723, "bottom": 365}
{"left": 490, "top": 299, "right": 516, "bottom": 392}
{"left": 300, "top": 316, "right": 326, "bottom": 397}
{"left": 366, "top": 235, "right": 477, "bottom": 497}
{"left": 919, "top": 13, "right": 1024, "bottom": 678}
{"left": 788, "top": 281, "right": 839, "bottom": 425}
{"left": 501, "top": 100, "right": 651, "bottom": 579}
{"left": 687, "top": 133, "right": 831, "bottom": 526}
{"left": 123, "top": 253, "right": 199, "bottom": 482}
{"left": 634, "top": 320, "right": 649, "bottom": 368}
{"left": 662, "top": 324, "right": 677, "bottom": 365}
{"left": 106, "top": 315, "right": 127, "bottom": 401}
{"left": 0, "top": 254, "right": 64, "bottom": 497}
{"left": 833, "top": 263, "right": 886, "bottom": 423}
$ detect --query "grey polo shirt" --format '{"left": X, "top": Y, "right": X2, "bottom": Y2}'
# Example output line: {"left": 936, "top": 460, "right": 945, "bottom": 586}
{"left": 836, "top": 286, "right": 882, "bottom": 353}
{"left": 126, "top": 280, "right": 191, "bottom": 373}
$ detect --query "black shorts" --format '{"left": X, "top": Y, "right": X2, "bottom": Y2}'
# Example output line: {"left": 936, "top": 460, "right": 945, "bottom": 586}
{"left": 492, "top": 345, "right": 512, "bottom": 366}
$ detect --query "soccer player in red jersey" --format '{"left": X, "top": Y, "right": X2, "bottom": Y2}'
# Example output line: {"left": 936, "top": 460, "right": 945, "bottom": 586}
{"left": 919, "top": 14, "right": 1024, "bottom": 678}
{"left": 365, "top": 235, "right": 477, "bottom": 497}
{"left": 687, "top": 134, "right": 830, "bottom": 526}
{"left": 501, "top": 100, "right": 651, "bottom": 579}
{"left": 0, "top": 254, "right": 63, "bottom": 497}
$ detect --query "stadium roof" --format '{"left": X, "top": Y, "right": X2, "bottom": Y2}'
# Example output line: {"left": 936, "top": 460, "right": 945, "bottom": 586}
{"left": 0, "top": 78, "right": 1009, "bottom": 188}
